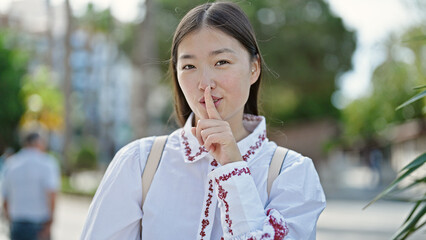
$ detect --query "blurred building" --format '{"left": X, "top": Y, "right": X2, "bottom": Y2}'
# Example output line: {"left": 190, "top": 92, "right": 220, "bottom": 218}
{"left": 1, "top": 0, "right": 151, "bottom": 164}
{"left": 269, "top": 118, "right": 339, "bottom": 166}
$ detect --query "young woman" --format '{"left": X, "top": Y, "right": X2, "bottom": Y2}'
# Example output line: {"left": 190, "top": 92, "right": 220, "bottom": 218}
{"left": 81, "top": 2, "right": 325, "bottom": 240}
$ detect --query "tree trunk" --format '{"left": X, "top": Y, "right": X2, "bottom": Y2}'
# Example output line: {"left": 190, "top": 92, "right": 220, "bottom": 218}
{"left": 45, "top": 0, "right": 53, "bottom": 69}
{"left": 63, "top": 0, "right": 73, "bottom": 176}
{"left": 131, "top": 0, "right": 160, "bottom": 138}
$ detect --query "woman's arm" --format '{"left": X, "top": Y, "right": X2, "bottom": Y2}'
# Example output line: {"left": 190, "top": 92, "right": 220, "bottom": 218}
{"left": 80, "top": 138, "right": 154, "bottom": 240}
{"left": 208, "top": 154, "right": 326, "bottom": 240}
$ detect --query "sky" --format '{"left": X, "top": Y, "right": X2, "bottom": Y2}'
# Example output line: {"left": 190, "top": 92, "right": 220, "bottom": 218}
{"left": 325, "top": 0, "right": 423, "bottom": 108}
{"left": 0, "top": 0, "right": 142, "bottom": 22}
{"left": 0, "top": 0, "right": 423, "bottom": 107}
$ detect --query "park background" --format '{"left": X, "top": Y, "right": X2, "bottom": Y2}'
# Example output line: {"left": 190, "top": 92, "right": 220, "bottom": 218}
{"left": 0, "top": 0, "right": 425, "bottom": 239}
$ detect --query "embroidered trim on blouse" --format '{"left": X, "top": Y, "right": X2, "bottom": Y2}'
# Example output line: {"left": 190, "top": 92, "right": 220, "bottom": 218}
{"left": 211, "top": 159, "right": 219, "bottom": 167}
{"left": 181, "top": 129, "right": 267, "bottom": 163}
{"left": 181, "top": 130, "right": 208, "bottom": 162}
{"left": 215, "top": 167, "right": 251, "bottom": 236}
{"left": 243, "top": 115, "right": 264, "bottom": 122}
{"left": 242, "top": 130, "right": 266, "bottom": 161}
{"left": 199, "top": 179, "right": 214, "bottom": 239}
{"left": 246, "top": 209, "right": 289, "bottom": 240}
{"left": 181, "top": 114, "right": 267, "bottom": 163}
{"left": 266, "top": 209, "right": 289, "bottom": 239}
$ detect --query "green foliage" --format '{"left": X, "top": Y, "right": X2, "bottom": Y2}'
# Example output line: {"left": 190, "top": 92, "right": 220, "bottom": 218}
{"left": 74, "top": 146, "right": 97, "bottom": 170}
{"left": 396, "top": 85, "right": 426, "bottom": 110}
{"left": 61, "top": 175, "right": 96, "bottom": 196}
{"left": 79, "top": 0, "right": 355, "bottom": 124}
{"left": 20, "top": 66, "right": 64, "bottom": 130}
{"left": 0, "top": 30, "right": 28, "bottom": 151}
{"left": 364, "top": 53, "right": 426, "bottom": 240}
{"left": 154, "top": 0, "right": 356, "bottom": 123}
{"left": 365, "top": 152, "right": 426, "bottom": 209}
{"left": 341, "top": 27, "right": 425, "bottom": 145}
{"left": 79, "top": 3, "right": 114, "bottom": 33}
{"left": 365, "top": 150, "right": 426, "bottom": 240}
{"left": 70, "top": 138, "right": 98, "bottom": 170}
{"left": 254, "top": 0, "right": 355, "bottom": 122}
{"left": 342, "top": 64, "right": 422, "bottom": 143}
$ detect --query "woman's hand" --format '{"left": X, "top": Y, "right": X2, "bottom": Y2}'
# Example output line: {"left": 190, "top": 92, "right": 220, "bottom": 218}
{"left": 191, "top": 86, "right": 242, "bottom": 165}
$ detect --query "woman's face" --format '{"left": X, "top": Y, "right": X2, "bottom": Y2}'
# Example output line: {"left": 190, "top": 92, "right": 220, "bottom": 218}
{"left": 176, "top": 27, "right": 260, "bottom": 123}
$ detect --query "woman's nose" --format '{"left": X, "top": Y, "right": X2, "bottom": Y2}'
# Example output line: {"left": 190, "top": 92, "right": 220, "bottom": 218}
{"left": 198, "top": 68, "right": 216, "bottom": 90}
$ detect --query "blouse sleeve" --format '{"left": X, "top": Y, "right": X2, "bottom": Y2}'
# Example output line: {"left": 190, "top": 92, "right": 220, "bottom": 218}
{"left": 80, "top": 137, "right": 154, "bottom": 240}
{"left": 207, "top": 152, "right": 326, "bottom": 240}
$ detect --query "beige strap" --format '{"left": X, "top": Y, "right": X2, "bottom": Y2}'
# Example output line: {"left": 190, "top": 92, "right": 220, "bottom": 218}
{"left": 267, "top": 146, "right": 288, "bottom": 196}
{"left": 140, "top": 135, "right": 168, "bottom": 238}
{"left": 141, "top": 135, "right": 168, "bottom": 208}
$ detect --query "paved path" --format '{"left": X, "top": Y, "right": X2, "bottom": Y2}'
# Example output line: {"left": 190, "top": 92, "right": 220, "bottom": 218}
{"left": 0, "top": 194, "right": 91, "bottom": 240}
{"left": 317, "top": 199, "right": 424, "bottom": 240}
{"left": 1, "top": 194, "right": 424, "bottom": 239}
{"left": 52, "top": 195, "right": 92, "bottom": 240}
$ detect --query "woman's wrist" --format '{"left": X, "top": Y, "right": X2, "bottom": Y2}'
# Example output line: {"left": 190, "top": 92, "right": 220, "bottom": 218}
{"left": 220, "top": 150, "right": 243, "bottom": 165}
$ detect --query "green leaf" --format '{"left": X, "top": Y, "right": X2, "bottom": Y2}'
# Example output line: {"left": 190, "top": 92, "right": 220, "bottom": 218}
{"left": 414, "top": 85, "right": 426, "bottom": 90}
{"left": 387, "top": 196, "right": 426, "bottom": 203}
{"left": 391, "top": 177, "right": 426, "bottom": 194}
{"left": 363, "top": 155, "right": 425, "bottom": 209}
{"left": 404, "top": 199, "right": 423, "bottom": 224}
{"left": 413, "top": 220, "right": 426, "bottom": 232}
{"left": 396, "top": 90, "right": 426, "bottom": 110}
{"left": 392, "top": 204, "right": 426, "bottom": 239}
{"left": 401, "top": 153, "right": 426, "bottom": 171}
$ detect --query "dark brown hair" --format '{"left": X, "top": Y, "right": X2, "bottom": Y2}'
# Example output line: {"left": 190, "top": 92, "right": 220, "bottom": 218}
{"left": 171, "top": 1, "right": 263, "bottom": 126}
{"left": 24, "top": 132, "right": 40, "bottom": 146}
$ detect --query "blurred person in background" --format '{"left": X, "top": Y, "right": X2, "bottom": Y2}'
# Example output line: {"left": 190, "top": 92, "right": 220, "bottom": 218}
{"left": 1, "top": 132, "right": 60, "bottom": 240}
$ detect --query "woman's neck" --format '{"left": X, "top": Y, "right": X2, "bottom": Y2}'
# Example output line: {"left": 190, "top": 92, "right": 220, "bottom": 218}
{"left": 229, "top": 114, "right": 250, "bottom": 142}
{"left": 233, "top": 122, "right": 250, "bottom": 143}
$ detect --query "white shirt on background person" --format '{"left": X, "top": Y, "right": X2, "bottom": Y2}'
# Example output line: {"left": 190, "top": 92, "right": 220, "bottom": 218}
{"left": 1, "top": 147, "right": 60, "bottom": 222}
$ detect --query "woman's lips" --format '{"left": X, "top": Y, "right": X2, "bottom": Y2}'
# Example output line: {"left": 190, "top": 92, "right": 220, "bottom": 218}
{"left": 212, "top": 98, "right": 222, "bottom": 107}
{"left": 199, "top": 96, "right": 223, "bottom": 108}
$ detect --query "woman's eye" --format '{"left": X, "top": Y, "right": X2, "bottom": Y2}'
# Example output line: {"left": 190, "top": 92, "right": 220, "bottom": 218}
{"left": 215, "top": 60, "right": 229, "bottom": 66}
{"left": 182, "top": 65, "right": 195, "bottom": 70}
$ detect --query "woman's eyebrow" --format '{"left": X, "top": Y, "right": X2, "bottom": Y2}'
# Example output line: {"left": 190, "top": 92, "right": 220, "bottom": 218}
{"left": 210, "top": 48, "right": 235, "bottom": 56}
{"left": 178, "top": 48, "right": 235, "bottom": 60}
{"left": 179, "top": 54, "right": 195, "bottom": 60}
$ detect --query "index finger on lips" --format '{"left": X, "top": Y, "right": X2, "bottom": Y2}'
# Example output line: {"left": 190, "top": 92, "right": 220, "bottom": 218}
{"left": 205, "top": 85, "right": 222, "bottom": 120}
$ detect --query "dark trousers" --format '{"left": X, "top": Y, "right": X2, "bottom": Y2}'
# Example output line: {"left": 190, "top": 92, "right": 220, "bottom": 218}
{"left": 10, "top": 221, "right": 49, "bottom": 240}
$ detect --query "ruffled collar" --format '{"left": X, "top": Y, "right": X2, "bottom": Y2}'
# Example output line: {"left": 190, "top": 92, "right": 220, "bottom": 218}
{"left": 179, "top": 113, "right": 268, "bottom": 164}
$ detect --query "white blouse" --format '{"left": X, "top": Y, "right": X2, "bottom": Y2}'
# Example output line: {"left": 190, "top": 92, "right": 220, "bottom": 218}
{"left": 81, "top": 114, "right": 326, "bottom": 240}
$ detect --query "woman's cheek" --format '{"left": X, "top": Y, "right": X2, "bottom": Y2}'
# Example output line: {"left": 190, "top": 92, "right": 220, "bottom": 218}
{"left": 179, "top": 80, "right": 199, "bottom": 111}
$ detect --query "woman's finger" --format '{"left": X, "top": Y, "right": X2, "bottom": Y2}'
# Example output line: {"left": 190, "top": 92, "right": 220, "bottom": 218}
{"left": 200, "top": 126, "right": 226, "bottom": 144}
{"left": 191, "top": 127, "right": 202, "bottom": 145}
{"left": 196, "top": 119, "right": 229, "bottom": 145}
{"left": 204, "top": 132, "right": 232, "bottom": 152}
{"left": 195, "top": 121, "right": 204, "bottom": 145}
{"left": 205, "top": 85, "right": 222, "bottom": 120}
{"left": 203, "top": 133, "right": 222, "bottom": 152}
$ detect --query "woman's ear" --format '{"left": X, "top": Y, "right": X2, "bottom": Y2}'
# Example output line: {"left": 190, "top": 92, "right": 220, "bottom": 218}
{"left": 250, "top": 54, "right": 261, "bottom": 85}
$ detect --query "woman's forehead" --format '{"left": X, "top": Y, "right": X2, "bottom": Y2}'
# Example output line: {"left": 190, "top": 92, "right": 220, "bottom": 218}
{"left": 177, "top": 27, "right": 246, "bottom": 58}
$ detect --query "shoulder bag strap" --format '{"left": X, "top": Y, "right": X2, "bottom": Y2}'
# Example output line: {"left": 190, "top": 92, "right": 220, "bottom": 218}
{"left": 140, "top": 135, "right": 168, "bottom": 239}
{"left": 141, "top": 135, "right": 168, "bottom": 208}
{"left": 267, "top": 146, "right": 289, "bottom": 196}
